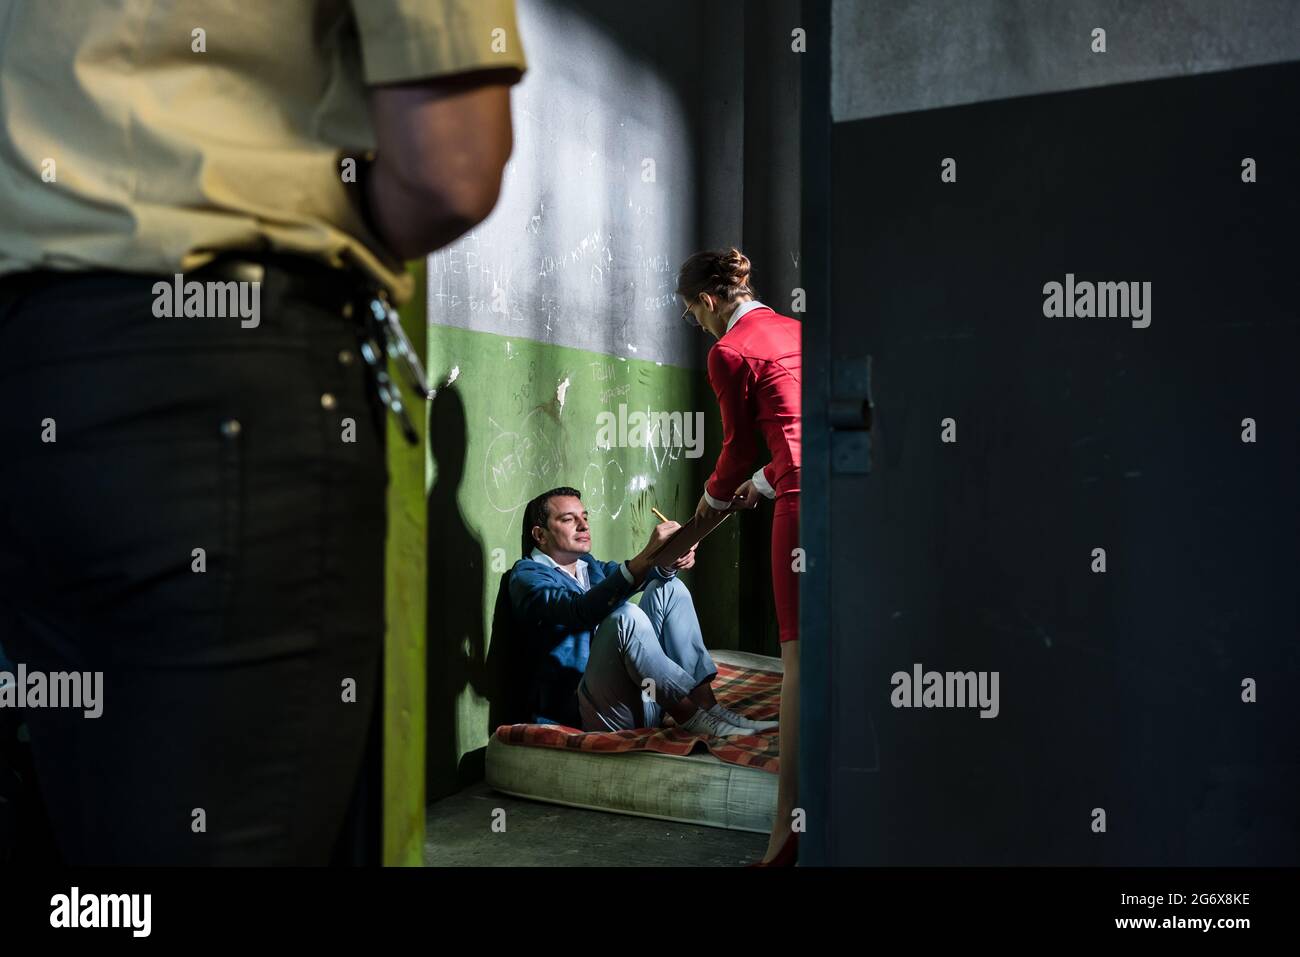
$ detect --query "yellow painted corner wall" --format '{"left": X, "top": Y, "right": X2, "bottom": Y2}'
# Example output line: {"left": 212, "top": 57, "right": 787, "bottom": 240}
{"left": 384, "top": 260, "right": 428, "bottom": 866}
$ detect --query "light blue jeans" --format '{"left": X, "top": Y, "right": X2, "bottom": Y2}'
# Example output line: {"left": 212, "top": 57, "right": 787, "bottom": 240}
{"left": 577, "top": 576, "right": 717, "bottom": 732}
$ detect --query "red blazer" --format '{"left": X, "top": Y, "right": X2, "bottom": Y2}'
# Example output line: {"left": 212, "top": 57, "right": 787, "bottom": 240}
{"left": 705, "top": 304, "right": 802, "bottom": 502}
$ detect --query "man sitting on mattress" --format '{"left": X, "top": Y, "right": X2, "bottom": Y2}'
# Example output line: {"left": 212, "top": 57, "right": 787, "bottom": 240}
{"left": 508, "top": 486, "right": 778, "bottom": 737}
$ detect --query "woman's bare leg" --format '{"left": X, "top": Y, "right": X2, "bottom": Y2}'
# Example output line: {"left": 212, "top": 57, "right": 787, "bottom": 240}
{"left": 761, "top": 639, "right": 800, "bottom": 862}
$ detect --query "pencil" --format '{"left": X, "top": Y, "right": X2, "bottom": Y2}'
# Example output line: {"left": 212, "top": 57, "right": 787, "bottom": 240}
{"left": 650, "top": 507, "right": 670, "bottom": 523}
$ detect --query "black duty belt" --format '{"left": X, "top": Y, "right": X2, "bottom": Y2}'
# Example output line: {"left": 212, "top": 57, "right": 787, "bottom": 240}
{"left": 193, "top": 253, "right": 432, "bottom": 445}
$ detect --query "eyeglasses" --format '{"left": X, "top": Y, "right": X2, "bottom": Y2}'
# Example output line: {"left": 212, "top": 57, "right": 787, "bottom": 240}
{"left": 680, "top": 304, "right": 699, "bottom": 327}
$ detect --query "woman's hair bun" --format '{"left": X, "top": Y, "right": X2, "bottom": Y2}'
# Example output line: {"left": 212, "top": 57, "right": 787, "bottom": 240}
{"left": 676, "top": 246, "right": 757, "bottom": 301}
{"left": 717, "top": 247, "right": 751, "bottom": 284}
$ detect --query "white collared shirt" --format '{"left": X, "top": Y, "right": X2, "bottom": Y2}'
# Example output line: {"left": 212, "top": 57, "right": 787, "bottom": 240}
{"left": 530, "top": 548, "right": 635, "bottom": 589}
{"left": 725, "top": 298, "right": 766, "bottom": 334}
{"left": 705, "top": 300, "right": 778, "bottom": 510}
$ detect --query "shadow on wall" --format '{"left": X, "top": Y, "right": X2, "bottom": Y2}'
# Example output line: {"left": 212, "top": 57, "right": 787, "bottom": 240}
{"left": 425, "top": 384, "right": 492, "bottom": 801}
{"left": 425, "top": 382, "right": 540, "bottom": 799}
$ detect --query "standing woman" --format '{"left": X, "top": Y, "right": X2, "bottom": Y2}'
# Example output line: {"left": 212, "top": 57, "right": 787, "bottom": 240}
{"left": 678, "top": 248, "right": 802, "bottom": 866}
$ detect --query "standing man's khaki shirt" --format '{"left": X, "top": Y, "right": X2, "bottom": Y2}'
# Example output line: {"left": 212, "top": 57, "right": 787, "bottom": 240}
{"left": 0, "top": 0, "right": 527, "bottom": 304}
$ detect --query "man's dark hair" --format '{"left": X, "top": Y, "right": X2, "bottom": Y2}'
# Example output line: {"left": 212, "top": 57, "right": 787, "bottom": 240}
{"left": 520, "top": 486, "right": 583, "bottom": 558}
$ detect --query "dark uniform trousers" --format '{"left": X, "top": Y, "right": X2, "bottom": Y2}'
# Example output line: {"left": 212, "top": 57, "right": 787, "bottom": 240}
{"left": 0, "top": 256, "right": 388, "bottom": 864}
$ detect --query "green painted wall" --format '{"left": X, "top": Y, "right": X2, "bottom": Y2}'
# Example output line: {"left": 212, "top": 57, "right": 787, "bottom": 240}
{"left": 421, "top": 322, "right": 742, "bottom": 804}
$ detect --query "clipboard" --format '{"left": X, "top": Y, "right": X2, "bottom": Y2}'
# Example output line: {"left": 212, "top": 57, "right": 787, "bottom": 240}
{"left": 643, "top": 498, "right": 742, "bottom": 567}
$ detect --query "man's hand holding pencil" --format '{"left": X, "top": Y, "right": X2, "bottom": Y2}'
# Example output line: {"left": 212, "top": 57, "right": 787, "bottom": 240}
{"left": 651, "top": 507, "right": 696, "bottom": 572}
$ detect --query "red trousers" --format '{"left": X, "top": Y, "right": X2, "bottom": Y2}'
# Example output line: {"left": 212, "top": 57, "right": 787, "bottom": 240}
{"left": 771, "top": 492, "right": 800, "bottom": 643}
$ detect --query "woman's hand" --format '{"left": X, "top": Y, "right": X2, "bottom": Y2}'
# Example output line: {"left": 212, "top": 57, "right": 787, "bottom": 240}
{"left": 732, "top": 479, "right": 762, "bottom": 509}
{"left": 694, "top": 492, "right": 730, "bottom": 522}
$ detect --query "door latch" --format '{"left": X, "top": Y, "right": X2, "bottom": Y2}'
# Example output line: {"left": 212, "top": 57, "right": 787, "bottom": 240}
{"left": 831, "top": 355, "right": 872, "bottom": 474}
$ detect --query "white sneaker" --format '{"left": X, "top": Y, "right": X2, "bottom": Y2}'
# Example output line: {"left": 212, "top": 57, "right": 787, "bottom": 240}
{"left": 680, "top": 708, "right": 754, "bottom": 738}
{"left": 709, "top": 704, "right": 779, "bottom": 732}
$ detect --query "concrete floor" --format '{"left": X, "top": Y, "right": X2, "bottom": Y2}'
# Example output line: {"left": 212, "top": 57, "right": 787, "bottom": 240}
{"left": 424, "top": 781, "right": 767, "bottom": 867}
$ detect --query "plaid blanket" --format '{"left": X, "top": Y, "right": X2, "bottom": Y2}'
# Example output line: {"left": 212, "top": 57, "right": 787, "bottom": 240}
{"left": 494, "top": 659, "right": 783, "bottom": 772}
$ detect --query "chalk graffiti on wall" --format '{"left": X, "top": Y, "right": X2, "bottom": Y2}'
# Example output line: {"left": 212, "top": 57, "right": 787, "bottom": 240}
{"left": 482, "top": 405, "right": 637, "bottom": 525}
{"left": 481, "top": 394, "right": 692, "bottom": 540}
{"left": 483, "top": 406, "right": 564, "bottom": 517}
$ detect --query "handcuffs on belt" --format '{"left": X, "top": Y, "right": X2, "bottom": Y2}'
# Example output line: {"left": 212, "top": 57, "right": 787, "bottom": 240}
{"left": 351, "top": 288, "right": 432, "bottom": 446}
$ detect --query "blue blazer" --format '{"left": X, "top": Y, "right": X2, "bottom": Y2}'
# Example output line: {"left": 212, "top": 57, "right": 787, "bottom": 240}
{"left": 508, "top": 553, "right": 673, "bottom": 726}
